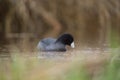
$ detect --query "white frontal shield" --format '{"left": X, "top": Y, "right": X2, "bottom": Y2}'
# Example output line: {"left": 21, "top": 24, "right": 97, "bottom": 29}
{"left": 71, "top": 42, "right": 75, "bottom": 48}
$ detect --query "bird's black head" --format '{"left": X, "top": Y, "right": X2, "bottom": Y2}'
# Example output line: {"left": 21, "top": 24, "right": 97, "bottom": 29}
{"left": 56, "top": 34, "right": 75, "bottom": 48}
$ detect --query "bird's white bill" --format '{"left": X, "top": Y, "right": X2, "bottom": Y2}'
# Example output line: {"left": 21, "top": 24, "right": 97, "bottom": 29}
{"left": 71, "top": 42, "right": 75, "bottom": 48}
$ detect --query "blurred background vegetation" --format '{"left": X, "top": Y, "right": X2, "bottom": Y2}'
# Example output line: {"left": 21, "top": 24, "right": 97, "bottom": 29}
{"left": 0, "top": 0, "right": 120, "bottom": 80}
{"left": 0, "top": 0, "right": 120, "bottom": 52}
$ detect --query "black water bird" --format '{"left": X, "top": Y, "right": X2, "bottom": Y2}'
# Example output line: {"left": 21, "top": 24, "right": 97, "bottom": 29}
{"left": 37, "top": 34, "right": 75, "bottom": 52}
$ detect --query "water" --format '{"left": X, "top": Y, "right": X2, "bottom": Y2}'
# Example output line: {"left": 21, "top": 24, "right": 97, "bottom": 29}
{"left": 0, "top": 38, "right": 9, "bottom": 54}
{"left": 0, "top": 36, "right": 112, "bottom": 66}
{"left": 0, "top": 37, "right": 110, "bottom": 57}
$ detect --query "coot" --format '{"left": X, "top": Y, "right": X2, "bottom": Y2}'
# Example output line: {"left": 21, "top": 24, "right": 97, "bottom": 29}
{"left": 37, "top": 34, "right": 75, "bottom": 51}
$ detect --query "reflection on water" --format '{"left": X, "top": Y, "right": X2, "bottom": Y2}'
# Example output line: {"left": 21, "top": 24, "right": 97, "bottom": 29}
{"left": 37, "top": 48, "right": 110, "bottom": 61}
{"left": 0, "top": 37, "right": 9, "bottom": 54}
{"left": 0, "top": 45, "right": 9, "bottom": 53}
{"left": 0, "top": 36, "right": 111, "bottom": 60}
